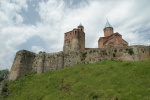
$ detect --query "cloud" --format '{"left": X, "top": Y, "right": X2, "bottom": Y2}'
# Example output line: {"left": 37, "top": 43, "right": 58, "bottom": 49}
{"left": 20, "top": 0, "right": 41, "bottom": 25}
{"left": 0, "top": 0, "right": 150, "bottom": 70}
{"left": 0, "top": 0, "right": 28, "bottom": 26}
{"left": 31, "top": 45, "right": 45, "bottom": 53}
{"left": 38, "top": 0, "right": 65, "bottom": 24}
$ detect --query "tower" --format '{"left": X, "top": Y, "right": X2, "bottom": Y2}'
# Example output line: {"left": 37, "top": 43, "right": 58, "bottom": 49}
{"left": 78, "top": 23, "right": 84, "bottom": 32}
{"left": 63, "top": 23, "right": 85, "bottom": 52}
{"left": 103, "top": 20, "right": 113, "bottom": 37}
{"left": 77, "top": 23, "right": 85, "bottom": 51}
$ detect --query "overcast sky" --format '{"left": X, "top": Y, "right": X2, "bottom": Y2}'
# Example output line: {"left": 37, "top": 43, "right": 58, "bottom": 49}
{"left": 0, "top": 0, "right": 150, "bottom": 70}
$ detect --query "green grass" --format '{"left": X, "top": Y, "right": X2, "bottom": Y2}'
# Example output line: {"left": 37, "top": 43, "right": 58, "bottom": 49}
{"left": 2, "top": 60, "right": 150, "bottom": 100}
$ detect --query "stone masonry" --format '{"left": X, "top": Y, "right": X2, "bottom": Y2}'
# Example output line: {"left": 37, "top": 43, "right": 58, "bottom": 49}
{"left": 8, "top": 23, "right": 150, "bottom": 81}
{"left": 63, "top": 24, "right": 85, "bottom": 52}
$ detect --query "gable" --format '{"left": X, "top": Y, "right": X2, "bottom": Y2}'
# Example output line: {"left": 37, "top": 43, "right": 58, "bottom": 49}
{"left": 103, "top": 34, "right": 128, "bottom": 45}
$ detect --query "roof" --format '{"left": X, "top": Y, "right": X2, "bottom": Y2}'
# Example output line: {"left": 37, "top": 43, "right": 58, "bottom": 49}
{"left": 102, "top": 33, "right": 127, "bottom": 44}
{"left": 78, "top": 23, "right": 83, "bottom": 26}
{"left": 104, "top": 20, "right": 112, "bottom": 28}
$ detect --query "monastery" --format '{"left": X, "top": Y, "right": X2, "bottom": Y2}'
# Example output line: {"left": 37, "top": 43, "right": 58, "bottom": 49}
{"left": 8, "top": 21, "right": 150, "bottom": 81}
{"left": 63, "top": 21, "right": 128, "bottom": 52}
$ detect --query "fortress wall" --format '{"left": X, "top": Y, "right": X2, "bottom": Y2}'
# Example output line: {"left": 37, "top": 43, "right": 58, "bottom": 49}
{"left": 109, "top": 46, "right": 139, "bottom": 61}
{"left": 9, "top": 46, "right": 150, "bottom": 81}
{"left": 32, "top": 52, "right": 45, "bottom": 74}
{"left": 9, "top": 50, "right": 36, "bottom": 81}
{"left": 64, "top": 51, "right": 81, "bottom": 67}
{"left": 43, "top": 52, "right": 64, "bottom": 72}
{"left": 134, "top": 46, "right": 150, "bottom": 60}
{"left": 81, "top": 49, "right": 113, "bottom": 64}
{"left": 32, "top": 51, "right": 64, "bottom": 74}
{"left": 82, "top": 46, "right": 150, "bottom": 62}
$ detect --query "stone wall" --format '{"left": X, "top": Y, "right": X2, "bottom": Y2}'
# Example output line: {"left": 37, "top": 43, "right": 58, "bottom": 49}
{"left": 43, "top": 52, "right": 64, "bottom": 72}
{"left": 8, "top": 46, "right": 150, "bottom": 81}
{"left": 104, "top": 27, "right": 113, "bottom": 37}
{"left": 8, "top": 50, "right": 36, "bottom": 81}
{"left": 83, "top": 46, "right": 148, "bottom": 62}
{"left": 134, "top": 46, "right": 150, "bottom": 60}
{"left": 63, "top": 26, "right": 85, "bottom": 52}
{"left": 28, "top": 51, "right": 64, "bottom": 74}
{"left": 64, "top": 51, "right": 81, "bottom": 67}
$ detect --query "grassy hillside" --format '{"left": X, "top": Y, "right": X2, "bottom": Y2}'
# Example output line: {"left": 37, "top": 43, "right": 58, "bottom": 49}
{"left": 2, "top": 60, "right": 150, "bottom": 100}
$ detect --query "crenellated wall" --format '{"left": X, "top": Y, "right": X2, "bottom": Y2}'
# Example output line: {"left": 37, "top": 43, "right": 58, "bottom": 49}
{"left": 8, "top": 46, "right": 150, "bottom": 81}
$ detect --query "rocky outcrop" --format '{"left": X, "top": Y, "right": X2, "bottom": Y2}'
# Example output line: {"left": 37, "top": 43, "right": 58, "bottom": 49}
{"left": 8, "top": 46, "right": 150, "bottom": 81}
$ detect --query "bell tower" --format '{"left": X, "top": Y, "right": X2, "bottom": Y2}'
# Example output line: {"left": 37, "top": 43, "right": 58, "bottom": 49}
{"left": 78, "top": 23, "right": 84, "bottom": 32}
{"left": 103, "top": 20, "right": 113, "bottom": 37}
{"left": 63, "top": 23, "right": 85, "bottom": 52}
{"left": 77, "top": 23, "right": 85, "bottom": 51}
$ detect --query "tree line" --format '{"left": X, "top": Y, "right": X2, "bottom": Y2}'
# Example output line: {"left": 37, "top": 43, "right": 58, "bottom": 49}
{"left": 0, "top": 69, "right": 9, "bottom": 82}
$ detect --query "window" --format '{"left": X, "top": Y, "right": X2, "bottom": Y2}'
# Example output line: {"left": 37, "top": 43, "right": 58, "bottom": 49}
{"left": 113, "top": 54, "right": 115, "bottom": 57}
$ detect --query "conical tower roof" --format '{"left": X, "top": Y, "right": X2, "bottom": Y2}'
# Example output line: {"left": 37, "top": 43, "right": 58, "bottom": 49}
{"left": 104, "top": 20, "right": 112, "bottom": 28}
{"left": 78, "top": 23, "right": 83, "bottom": 26}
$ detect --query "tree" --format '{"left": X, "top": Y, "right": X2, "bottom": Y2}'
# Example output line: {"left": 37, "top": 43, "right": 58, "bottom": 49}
{"left": 0, "top": 69, "right": 9, "bottom": 82}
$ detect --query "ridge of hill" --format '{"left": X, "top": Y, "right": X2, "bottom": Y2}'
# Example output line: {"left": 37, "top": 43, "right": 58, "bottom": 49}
{"left": 1, "top": 60, "right": 150, "bottom": 100}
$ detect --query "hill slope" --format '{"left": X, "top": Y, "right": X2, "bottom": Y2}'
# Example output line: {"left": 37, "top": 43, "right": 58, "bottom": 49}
{"left": 2, "top": 60, "right": 150, "bottom": 100}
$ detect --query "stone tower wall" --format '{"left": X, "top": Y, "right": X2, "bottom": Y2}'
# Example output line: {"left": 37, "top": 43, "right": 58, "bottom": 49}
{"left": 63, "top": 27, "right": 85, "bottom": 52}
{"left": 104, "top": 27, "right": 113, "bottom": 37}
{"left": 8, "top": 50, "right": 36, "bottom": 81}
{"left": 78, "top": 30, "right": 85, "bottom": 51}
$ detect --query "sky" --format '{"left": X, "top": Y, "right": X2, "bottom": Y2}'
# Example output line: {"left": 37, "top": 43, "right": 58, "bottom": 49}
{"left": 0, "top": 0, "right": 150, "bottom": 70}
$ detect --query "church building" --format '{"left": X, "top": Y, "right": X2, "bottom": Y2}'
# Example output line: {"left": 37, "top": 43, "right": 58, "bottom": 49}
{"left": 98, "top": 21, "right": 128, "bottom": 48}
